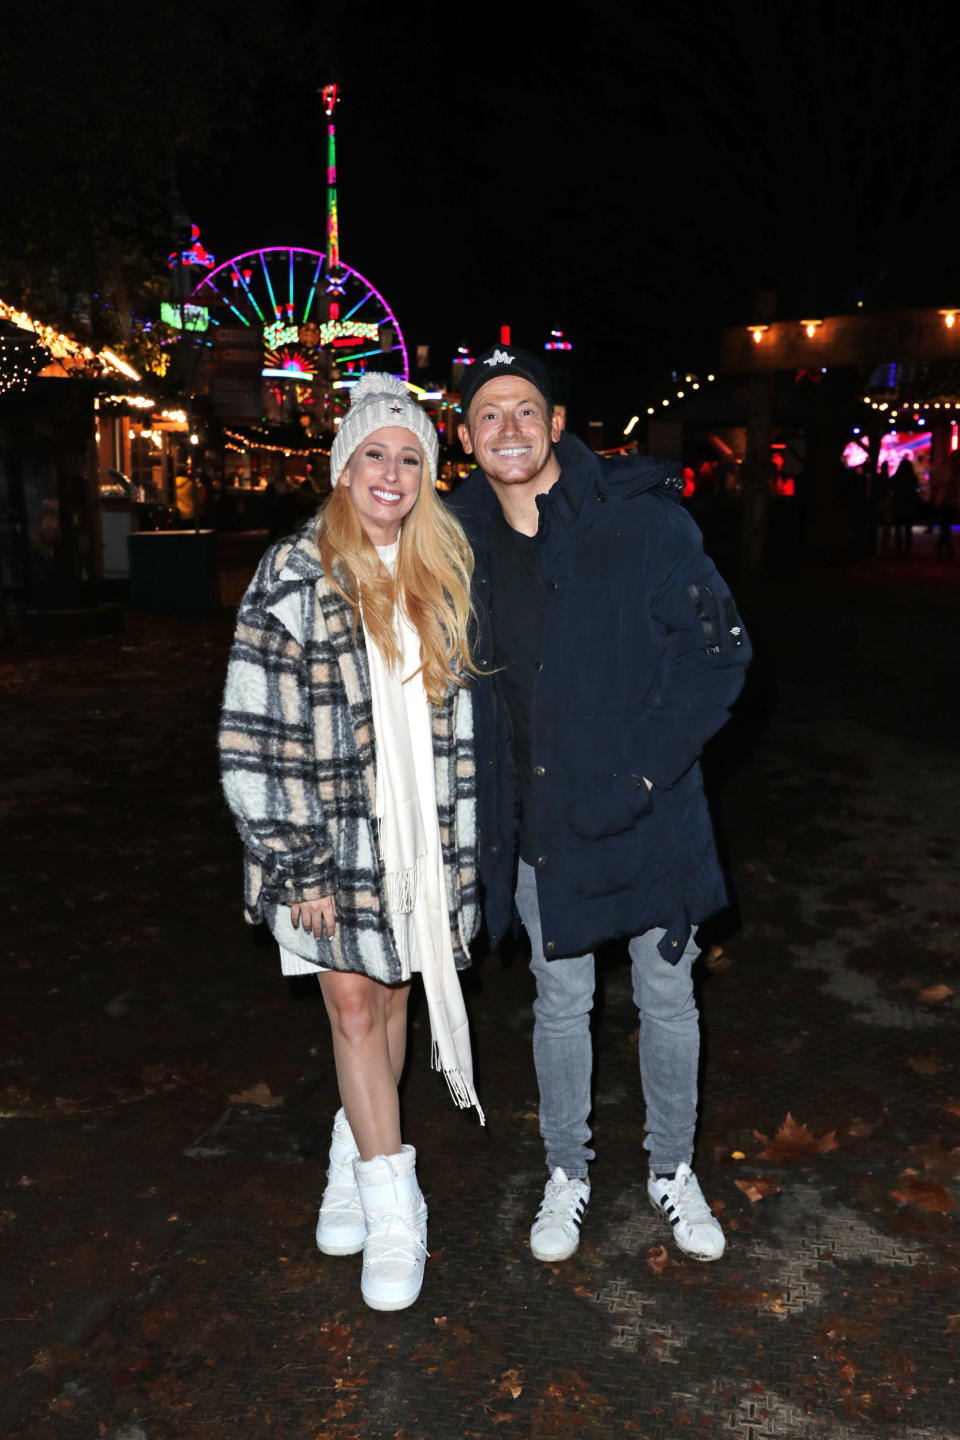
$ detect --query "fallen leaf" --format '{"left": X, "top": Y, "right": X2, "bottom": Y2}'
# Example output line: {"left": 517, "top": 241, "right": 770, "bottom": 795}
{"left": 890, "top": 1178, "right": 955, "bottom": 1213}
{"left": 433, "top": 1316, "right": 447, "bottom": 1328}
{"left": 907, "top": 1140, "right": 960, "bottom": 1180}
{"left": 845, "top": 1118, "right": 877, "bottom": 1139}
{"left": 494, "top": 1368, "right": 523, "bottom": 1400}
{"left": 228, "top": 1083, "right": 284, "bottom": 1108}
{"left": 917, "top": 983, "right": 954, "bottom": 1005}
{"left": 946, "top": 1315, "right": 960, "bottom": 1334}
{"left": 735, "top": 1178, "right": 781, "bottom": 1203}
{"left": 731, "top": 1150, "right": 746, "bottom": 1160}
{"left": 647, "top": 1243, "right": 671, "bottom": 1274}
{"left": 754, "top": 1113, "right": 838, "bottom": 1162}
{"left": 944, "top": 1100, "right": 960, "bottom": 1118}
{"left": 908, "top": 1055, "right": 944, "bottom": 1076}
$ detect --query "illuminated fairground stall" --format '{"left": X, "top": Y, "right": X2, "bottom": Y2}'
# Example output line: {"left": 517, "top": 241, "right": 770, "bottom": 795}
{"left": 725, "top": 308, "right": 960, "bottom": 505}
{"left": 717, "top": 307, "right": 960, "bottom": 567}
{"left": 0, "top": 298, "right": 176, "bottom": 612}
{"left": 622, "top": 308, "right": 960, "bottom": 570}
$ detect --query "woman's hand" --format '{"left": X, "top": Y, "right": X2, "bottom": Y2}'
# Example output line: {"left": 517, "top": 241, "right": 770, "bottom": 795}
{"left": 290, "top": 895, "right": 337, "bottom": 940}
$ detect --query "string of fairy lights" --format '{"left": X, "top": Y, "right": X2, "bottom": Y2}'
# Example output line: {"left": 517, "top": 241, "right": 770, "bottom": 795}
{"left": 0, "top": 297, "right": 142, "bottom": 396}
{"left": 223, "top": 427, "right": 331, "bottom": 458}
{"left": 863, "top": 394, "right": 960, "bottom": 425}
{"left": 622, "top": 372, "right": 718, "bottom": 437}
{"left": 0, "top": 333, "right": 49, "bottom": 396}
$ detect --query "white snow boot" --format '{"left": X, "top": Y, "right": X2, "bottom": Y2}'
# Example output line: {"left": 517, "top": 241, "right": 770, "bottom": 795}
{"left": 355, "top": 1145, "right": 428, "bottom": 1312}
{"left": 315, "top": 1108, "right": 365, "bottom": 1256}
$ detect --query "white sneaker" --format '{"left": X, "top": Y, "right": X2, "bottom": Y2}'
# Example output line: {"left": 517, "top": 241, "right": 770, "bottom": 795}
{"left": 356, "top": 1145, "right": 428, "bottom": 1312}
{"left": 530, "top": 1167, "right": 590, "bottom": 1262}
{"left": 315, "top": 1109, "right": 365, "bottom": 1256}
{"left": 647, "top": 1163, "right": 725, "bottom": 1261}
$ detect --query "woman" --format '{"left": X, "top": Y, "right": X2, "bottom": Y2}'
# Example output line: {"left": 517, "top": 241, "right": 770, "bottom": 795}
{"left": 219, "top": 374, "right": 482, "bottom": 1312}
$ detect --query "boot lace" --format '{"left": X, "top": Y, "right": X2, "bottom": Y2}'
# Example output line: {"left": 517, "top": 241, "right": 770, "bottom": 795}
{"left": 364, "top": 1210, "right": 430, "bottom": 1270}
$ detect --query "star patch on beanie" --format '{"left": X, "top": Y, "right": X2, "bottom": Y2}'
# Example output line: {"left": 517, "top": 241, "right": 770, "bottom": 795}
{"left": 329, "top": 372, "right": 439, "bottom": 487}
{"left": 459, "top": 344, "right": 554, "bottom": 419}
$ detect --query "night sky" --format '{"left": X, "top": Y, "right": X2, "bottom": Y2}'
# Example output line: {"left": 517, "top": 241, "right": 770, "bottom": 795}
{"left": 4, "top": 0, "right": 960, "bottom": 429}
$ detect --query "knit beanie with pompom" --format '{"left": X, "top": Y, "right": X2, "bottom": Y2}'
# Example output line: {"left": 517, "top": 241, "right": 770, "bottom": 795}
{"left": 329, "top": 372, "right": 439, "bottom": 488}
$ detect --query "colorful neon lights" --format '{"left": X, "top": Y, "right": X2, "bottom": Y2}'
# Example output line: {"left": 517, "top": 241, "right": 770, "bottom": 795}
{"left": 264, "top": 320, "right": 300, "bottom": 348}
{"left": 195, "top": 248, "right": 407, "bottom": 378}
{"left": 168, "top": 223, "right": 215, "bottom": 272}
{"left": 262, "top": 365, "right": 315, "bottom": 381}
{"left": 161, "top": 302, "right": 209, "bottom": 332}
{"left": 320, "top": 320, "right": 378, "bottom": 346}
{"left": 325, "top": 84, "right": 341, "bottom": 275}
{"left": 263, "top": 318, "right": 379, "bottom": 349}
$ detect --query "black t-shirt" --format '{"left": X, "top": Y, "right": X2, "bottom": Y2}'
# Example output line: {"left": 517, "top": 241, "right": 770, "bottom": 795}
{"left": 487, "top": 506, "right": 545, "bottom": 864}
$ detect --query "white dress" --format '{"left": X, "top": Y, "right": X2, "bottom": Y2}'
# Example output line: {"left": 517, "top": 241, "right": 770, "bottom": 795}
{"left": 279, "top": 540, "right": 448, "bottom": 980}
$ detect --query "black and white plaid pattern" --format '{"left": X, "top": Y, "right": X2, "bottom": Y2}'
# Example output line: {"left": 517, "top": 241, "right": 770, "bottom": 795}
{"left": 219, "top": 530, "right": 478, "bottom": 983}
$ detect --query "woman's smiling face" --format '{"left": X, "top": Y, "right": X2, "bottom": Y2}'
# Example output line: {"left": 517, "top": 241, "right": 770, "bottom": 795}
{"left": 341, "top": 427, "right": 425, "bottom": 544}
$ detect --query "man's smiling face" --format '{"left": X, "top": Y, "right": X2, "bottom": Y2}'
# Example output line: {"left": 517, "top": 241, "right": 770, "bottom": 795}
{"left": 458, "top": 375, "right": 562, "bottom": 487}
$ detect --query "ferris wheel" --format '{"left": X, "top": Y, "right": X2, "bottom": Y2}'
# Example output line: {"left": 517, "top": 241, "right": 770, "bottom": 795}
{"left": 191, "top": 246, "right": 408, "bottom": 386}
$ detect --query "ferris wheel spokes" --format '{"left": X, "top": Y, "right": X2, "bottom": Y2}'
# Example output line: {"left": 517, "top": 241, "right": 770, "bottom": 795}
{"left": 193, "top": 245, "right": 409, "bottom": 384}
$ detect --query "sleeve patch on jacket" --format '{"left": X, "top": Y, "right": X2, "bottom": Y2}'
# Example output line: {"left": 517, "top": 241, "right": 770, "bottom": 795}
{"left": 723, "top": 595, "right": 745, "bottom": 647}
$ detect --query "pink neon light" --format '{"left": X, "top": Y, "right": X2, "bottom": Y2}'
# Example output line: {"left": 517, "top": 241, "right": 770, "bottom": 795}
{"left": 192, "top": 247, "right": 409, "bottom": 378}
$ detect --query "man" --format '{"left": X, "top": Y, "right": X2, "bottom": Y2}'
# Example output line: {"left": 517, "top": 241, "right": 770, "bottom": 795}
{"left": 448, "top": 344, "right": 751, "bottom": 1264}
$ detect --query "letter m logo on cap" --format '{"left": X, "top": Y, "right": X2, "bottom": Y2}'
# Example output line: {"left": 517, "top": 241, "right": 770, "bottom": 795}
{"left": 484, "top": 349, "right": 515, "bottom": 367}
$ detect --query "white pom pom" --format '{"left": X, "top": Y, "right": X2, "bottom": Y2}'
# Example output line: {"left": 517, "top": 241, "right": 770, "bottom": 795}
{"left": 348, "top": 371, "right": 408, "bottom": 407}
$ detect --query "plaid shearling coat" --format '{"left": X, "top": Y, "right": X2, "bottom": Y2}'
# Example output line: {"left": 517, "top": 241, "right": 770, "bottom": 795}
{"left": 219, "top": 527, "right": 479, "bottom": 984}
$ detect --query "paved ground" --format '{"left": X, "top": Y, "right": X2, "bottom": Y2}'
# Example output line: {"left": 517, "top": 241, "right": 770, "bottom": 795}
{"left": 1, "top": 531, "right": 959, "bottom": 1440}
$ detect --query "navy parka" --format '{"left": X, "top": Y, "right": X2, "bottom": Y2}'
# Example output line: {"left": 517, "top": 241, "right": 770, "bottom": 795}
{"left": 447, "top": 430, "right": 751, "bottom": 963}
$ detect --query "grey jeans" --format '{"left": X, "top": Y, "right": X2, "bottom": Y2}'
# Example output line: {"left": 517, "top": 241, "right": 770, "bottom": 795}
{"left": 514, "top": 859, "right": 701, "bottom": 1178}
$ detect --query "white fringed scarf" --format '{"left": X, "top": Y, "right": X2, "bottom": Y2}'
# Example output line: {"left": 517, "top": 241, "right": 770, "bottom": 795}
{"left": 366, "top": 542, "right": 484, "bottom": 1124}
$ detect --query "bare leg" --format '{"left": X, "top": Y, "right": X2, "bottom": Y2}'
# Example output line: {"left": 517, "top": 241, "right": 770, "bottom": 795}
{"left": 318, "top": 971, "right": 411, "bottom": 1160}
{"left": 385, "top": 983, "right": 409, "bottom": 1084}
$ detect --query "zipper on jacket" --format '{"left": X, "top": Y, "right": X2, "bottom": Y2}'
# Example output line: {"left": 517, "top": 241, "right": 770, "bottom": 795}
{"left": 687, "top": 582, "right": 720, "bottom": 654}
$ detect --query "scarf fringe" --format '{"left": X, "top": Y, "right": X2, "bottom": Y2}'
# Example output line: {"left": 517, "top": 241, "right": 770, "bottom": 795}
{"left": 377, "top": 817, "right": 425, "bottom": 917}
{"left": 432, "top": 1038, "right": 486, "bottom": 1126}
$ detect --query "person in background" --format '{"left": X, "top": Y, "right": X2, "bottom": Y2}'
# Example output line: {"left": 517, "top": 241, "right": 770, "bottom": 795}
{"left": 873, "top": 460, "right": 893, "bottom": 557}
{"left": 220, "top": 375, "right": 482, "bottom": 1312}
{"left": 448, "top": 344, "right": 750, "bottom": 1268}
{"left": 892, "top": 455, "right": 919, "bottom": 558}
{"left": 173, "top": 468, "right": 195, "bottom": 526}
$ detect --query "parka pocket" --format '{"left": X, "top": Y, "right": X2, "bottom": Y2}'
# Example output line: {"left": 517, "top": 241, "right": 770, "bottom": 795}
{"left": 567, "top": 766, "right": 653, "bottom": 839}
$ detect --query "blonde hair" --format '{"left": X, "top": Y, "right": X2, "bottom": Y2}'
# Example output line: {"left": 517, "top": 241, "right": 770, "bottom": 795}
{"left": 314, "top": 480, "right": 476, "bottom": 706}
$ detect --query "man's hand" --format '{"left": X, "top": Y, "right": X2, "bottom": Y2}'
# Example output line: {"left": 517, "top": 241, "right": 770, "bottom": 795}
{"left": 290, "top": 895, "right": 337, "bottom": 939}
